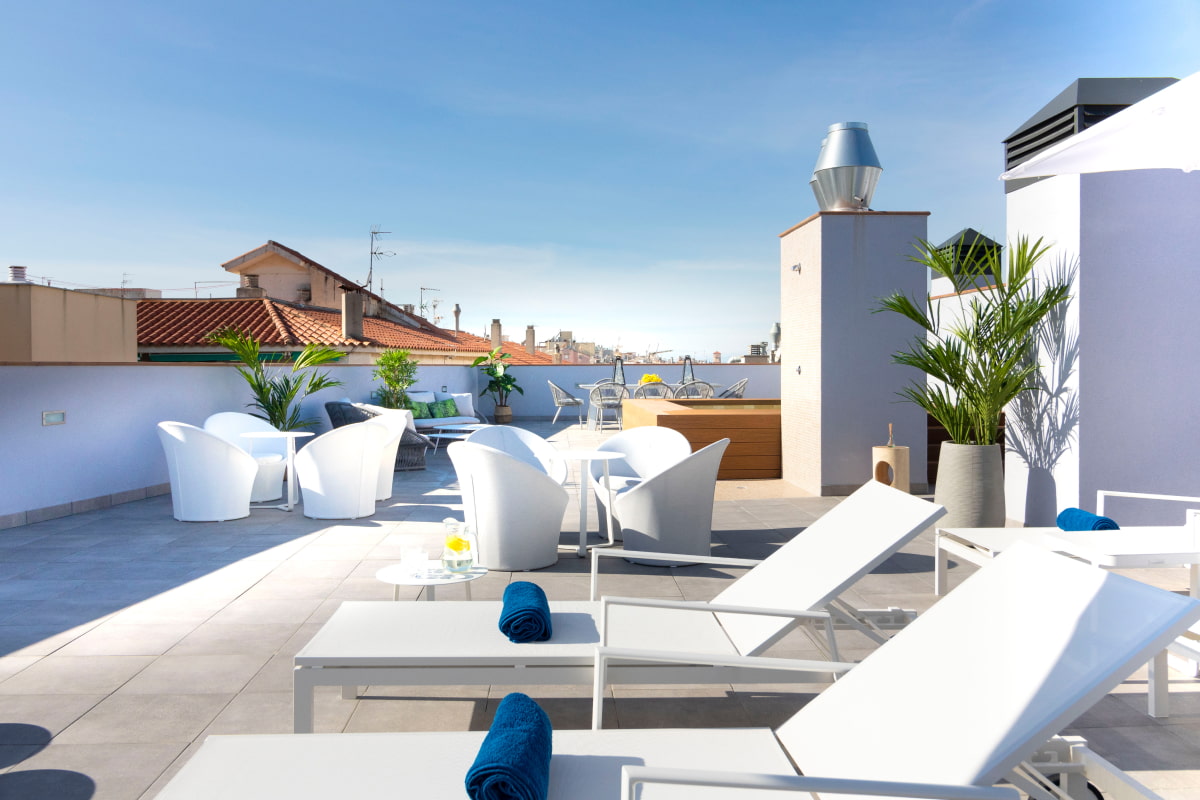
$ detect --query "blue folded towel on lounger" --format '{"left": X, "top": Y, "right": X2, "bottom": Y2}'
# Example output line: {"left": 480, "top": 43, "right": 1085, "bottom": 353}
{"left": 499, "top": 581, "right": 553, "bottom": 643}
{"left": 1057, "top": 507, "right": 1120, "bottom": 531}
{"left": 465, "top": 692, "right": 552, "bottom": 800}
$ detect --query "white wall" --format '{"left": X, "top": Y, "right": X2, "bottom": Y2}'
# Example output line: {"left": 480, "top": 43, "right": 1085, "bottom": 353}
{"left": 1005, "top": 169, "right": 1200, "bottom": 525}
{"left": 0, "top": 361, "right": 780, "bottom": 526}
{"left": 1003, "top": 175, "right": 1082, "bottom": 525}
{"left": 780, "top": 212, "right": 930, "bottom": 495}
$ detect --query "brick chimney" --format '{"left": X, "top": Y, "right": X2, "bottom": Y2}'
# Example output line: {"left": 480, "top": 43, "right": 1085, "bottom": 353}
{"left": 525, "top": 325, "right": 536, "bottom": 354}
{"left": 341, "top": 288, "right": 364, "bottom": 340}
{"left": 490, "top": 319, "right": 502, "bottom": 349}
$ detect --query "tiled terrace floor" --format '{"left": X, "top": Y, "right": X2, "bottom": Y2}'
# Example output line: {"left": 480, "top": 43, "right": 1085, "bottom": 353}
{"left": 1, "top": 420, "right": 1198, "bottom": 799}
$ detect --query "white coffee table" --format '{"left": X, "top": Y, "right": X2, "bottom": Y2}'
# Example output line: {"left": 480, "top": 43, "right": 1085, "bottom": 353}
{"left": 428, "top": 423, "right": 489, "bottom": 452}
{"left": 375, "top": 561, "right": 487, "bottom": 600}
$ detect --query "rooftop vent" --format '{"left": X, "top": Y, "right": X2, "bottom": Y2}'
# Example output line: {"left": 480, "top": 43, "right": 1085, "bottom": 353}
{"left": 810, "top": 122, "right": 882, "bottom": 211}
{"left": 7, "top": 265, "right": 31, "bottom": 283}
{"left": 1003, "top": 77, "right": 1177, "bottom": 191}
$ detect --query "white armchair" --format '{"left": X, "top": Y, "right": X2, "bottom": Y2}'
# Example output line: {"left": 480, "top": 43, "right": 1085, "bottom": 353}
{"left": 202, "top": 412, "right": 287, "bottom": 502}
{"left": 612, "top": 438, "right": 730, "bottom": 565}
{"left": 464, "top": 425, "right": 568, "bottom": 485}
{"left": 358, "top": 409, "right": 413, "bottom": 501}
{"left": 156, "top": 421, "right": 258, "bottom": 522}
{"left": 448, "top": 441, "right": 568, "bottom": 571}
{"left": 293, "top": 421, "right": 388, "bottom": 519}
{"left": 589, "top": 426, "right": 694, "bottom": 541}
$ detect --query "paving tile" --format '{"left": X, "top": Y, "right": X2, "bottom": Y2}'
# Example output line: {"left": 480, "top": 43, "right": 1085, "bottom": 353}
{"left": 51, "top": 622, "right": 198, "bottom": 657}
{"left": 116, "top": 653, "right": 270, "bottom": 695}
{"left": 53, "top": 693, "right": 232, "bottom": 744}
{"left": 5, "top": 741, "right": 185, "bottom": 800}
{"left": 0, "top": 656, "right": 152, "bottom": 695}
{"left": 0, "top": 694, "right": 104, "bottom": 739}
{"left": 167, "top": 621, "right": 303, "bottom": 656}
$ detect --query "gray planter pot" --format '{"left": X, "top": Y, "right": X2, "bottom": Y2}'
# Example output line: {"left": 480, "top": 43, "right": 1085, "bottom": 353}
{"left": 934, "top": 443, "right": 1005, "bottom": 528}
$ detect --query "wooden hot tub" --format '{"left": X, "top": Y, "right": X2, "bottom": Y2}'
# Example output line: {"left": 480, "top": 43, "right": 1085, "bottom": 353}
{"left": 622, "top": 398, "right": 781, "bottom": 479}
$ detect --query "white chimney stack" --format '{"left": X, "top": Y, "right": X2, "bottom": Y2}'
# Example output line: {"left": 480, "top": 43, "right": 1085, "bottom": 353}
{"left": 341, "top": 289, "right": 364, "bottom": 340}
{"left": 7, "top": 266, "right": 30, "bottom": 283}
{"left": 490, "top": 318, "right": 502, "bottom": 349}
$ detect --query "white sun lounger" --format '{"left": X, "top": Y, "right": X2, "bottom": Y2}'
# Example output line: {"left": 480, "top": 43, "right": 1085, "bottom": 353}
{"left": 158, "top": 543, "right": 1200, "bottom": 800}
{"left": 292, "top": 480, "right": 946, "bottom": 732}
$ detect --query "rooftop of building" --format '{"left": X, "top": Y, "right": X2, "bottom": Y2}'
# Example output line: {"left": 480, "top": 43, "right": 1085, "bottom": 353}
{"left": 0, "top": 420, "right": 1196, "bottom": 798}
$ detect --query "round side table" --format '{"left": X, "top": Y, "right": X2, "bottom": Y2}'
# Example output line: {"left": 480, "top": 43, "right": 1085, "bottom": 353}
{"left": 375, "top": 562, "right": 488, "bottom": 600}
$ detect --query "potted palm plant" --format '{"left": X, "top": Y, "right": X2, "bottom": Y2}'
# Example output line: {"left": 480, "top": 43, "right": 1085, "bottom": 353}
{"left": 206, "top": 327, "right": 344, "bottom": 430}
{"left": 471, "top": 346, "right": 523, "bottom": 424}
{"left": 875, "top": 235, "right": 1070, "bottom": 527}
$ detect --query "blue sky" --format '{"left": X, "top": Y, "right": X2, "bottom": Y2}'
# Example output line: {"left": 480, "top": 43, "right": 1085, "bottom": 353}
{"left": 2, "top": 1, "right": 1197, "bottom": 360}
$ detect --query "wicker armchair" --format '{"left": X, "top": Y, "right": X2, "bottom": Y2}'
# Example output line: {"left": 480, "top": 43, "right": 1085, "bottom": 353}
{"left": 673, "top": 380, "right": 714, "bottom": 399}
{"left": 717, "top": 377, "right": 749, "bottom": 399}
{"left": 324, "top": 402, "right": 431, "bottom": 471}
{"left": 632, "top": 382, "right": 673, "bottom": 399}
{"left": 546, "top": 380, "right": 584, "bottom": 426}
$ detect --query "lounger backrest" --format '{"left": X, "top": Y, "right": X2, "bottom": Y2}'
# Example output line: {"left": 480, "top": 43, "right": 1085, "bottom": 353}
{"left": 777, "top": 542, "right": 1200, "bottom": 789}
{"left": 712, "top": 480, "right": 945, "bottom": 655}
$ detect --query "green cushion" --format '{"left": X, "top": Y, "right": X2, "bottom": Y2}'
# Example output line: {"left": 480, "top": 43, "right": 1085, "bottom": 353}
{"left": 410, "top": 400, "right": 432, "bottom": 419}
{"left": 430, "top": 398, "right": 459, "bottom": 418}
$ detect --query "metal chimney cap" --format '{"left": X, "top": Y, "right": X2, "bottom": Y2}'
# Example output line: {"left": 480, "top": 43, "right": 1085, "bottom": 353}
{"left": 827, "top": 121, "right": 870, "bottom": 132}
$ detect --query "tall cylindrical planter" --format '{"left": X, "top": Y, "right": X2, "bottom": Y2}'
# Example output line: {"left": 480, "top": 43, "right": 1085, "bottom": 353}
{"left": 933, "top": 443, "right": 1005, "bottom": 528}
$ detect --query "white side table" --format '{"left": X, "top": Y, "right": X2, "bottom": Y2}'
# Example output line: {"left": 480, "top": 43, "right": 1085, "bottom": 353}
{"left": 241, "top": 430, "right": 313, "bottom": 512}
{"left": 557, "top": 449, "right": 623, "bottom": 557}
{"left": 375, "top": 562, "right": 488, "bottom": 600}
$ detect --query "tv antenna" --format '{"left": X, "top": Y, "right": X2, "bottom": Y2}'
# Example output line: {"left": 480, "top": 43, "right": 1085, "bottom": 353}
{"left": 420, "top": 287, "right": 440, "bottom": 320}
{"left": 367, "top": 225, "right": 394, "bottom": 293}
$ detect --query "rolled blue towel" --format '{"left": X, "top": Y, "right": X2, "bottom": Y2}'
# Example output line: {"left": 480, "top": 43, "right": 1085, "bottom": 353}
{"left": 465, "top": 692, "right": 552, "bottom": 800}
{"left": 499, "top": 581, "right": 553, "bottom": 643}
{"left": 1057, "top": 507, "right": 1120, "bottom": 531}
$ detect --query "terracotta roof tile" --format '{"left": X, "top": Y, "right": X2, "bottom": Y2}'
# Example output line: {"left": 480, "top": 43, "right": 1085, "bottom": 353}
{"left": 500, "top": 341, "right": 554, "bottom": 365}
{"left": 137, "top": 298, "right": 496, "bottom": 355}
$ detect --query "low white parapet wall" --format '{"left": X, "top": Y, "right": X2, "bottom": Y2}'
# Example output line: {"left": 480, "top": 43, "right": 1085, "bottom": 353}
{"left": 0, "top": 362, "right": 779, "bottom": 528}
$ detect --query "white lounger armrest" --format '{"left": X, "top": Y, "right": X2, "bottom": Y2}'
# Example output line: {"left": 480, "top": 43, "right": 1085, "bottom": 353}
{"left": 621, "top": 767, "right": 1020, "bottom": 800}
{"left": 593, "top": 645, "right": 854, "bottom": 729}
{"left": 599, "top": 594, "right": 832, "bottom": 621}
{"left": 1096, "top": 490, "right": 1200, "bottom": 515}
{"left": 590, "top": 547, "right": 762, "bottom": 600}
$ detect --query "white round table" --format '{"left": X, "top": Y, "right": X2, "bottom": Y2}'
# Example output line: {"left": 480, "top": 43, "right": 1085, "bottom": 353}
{"left": 375, "top": 562, "right": 488, "bottom": 600}
{"left": 557, "top": 448, "right": 623, "bottom": 556}
{"left": 241, "top": 430, "right": 314, "bottom": 512}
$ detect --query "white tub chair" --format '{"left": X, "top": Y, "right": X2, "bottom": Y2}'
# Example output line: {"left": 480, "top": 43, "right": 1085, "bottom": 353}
{"left": 156, "top": 421, "right": 258, "bottom": 522}
{"left": 293, "top": 421, "right": 388, "bottom": 519}
{"left": 202, "top": 412, "right": 287, "bottom": 502}
{"left": 589, "top": 426, "right": 693, "bottom": 541}
{"left": 612, "top": 438, "right": 730, "bottom": 565}
{"left": 448, "top": 441, "right": 568, "bottom": 571}
{"left": 359, "top": 410, "right": 409, "bottom": 502}
{"left": 464, "top": 425, "right": 568, "bottom": 485}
